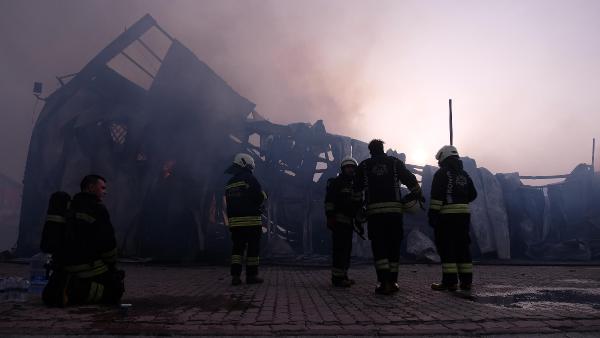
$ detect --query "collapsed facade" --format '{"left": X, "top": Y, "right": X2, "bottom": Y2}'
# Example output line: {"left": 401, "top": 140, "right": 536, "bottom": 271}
{"left": 0, "top": 173, "right": 21, "bottom": 252}
{"left": 16, "top": 15, "right": 600, "bottom": 262}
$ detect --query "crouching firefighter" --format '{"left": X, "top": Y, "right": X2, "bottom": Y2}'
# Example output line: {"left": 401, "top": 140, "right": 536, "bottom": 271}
{"left": 325, "top": 156, "right": 364, "bottom": 287}
{"left": 225, "top": 153, "right": 267, "bottom": 286}
{"left": 40, "top": 175, "right": 125, "bottom": 307}
{"left": 429, "top": 146, "right": 478, "bottom": 292}
{"left": 356, "top": 139, "right": 423, "bottom": 295}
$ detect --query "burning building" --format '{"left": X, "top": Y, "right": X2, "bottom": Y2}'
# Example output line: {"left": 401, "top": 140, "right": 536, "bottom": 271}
{"left": 0, "top": 173, "right": 21, "bottom": 252}
{"left": 16, "top": 15, "right": 600, "bottom": 262}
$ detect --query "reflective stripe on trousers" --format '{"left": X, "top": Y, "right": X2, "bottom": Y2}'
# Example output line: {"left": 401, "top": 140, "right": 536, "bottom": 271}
{"left": 332, "top": 267, "right": 346, "bottom": 278}
{"left": 458, "top": 262, "right": 473, "bottom": 273}
{"left": 375, "top": 258, "right": 390, "bottom": 270}
{"left": 442, "top": 263, "right": 458, "bottom": 274}
{"left": 246, "top": 257, "right": 259, "bottom": 266}
{"left": 231, "top": 255, "right": 243, "bottom": 265}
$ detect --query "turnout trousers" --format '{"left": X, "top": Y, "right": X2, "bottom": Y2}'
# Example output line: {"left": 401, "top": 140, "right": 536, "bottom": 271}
{"left": 434, "top": 214, "right": 472, "bottom": 286}
{"left": 367, "top": 213, "right": 403, "bottom": 284}
{"left": 230, "top": 226, "right": 261, "bottom": 277}
{"left": 331, "top": 223, "right": 353, "bottom": 281}
{"left": 43, "top": 269, "right": 125, "bottom": 306}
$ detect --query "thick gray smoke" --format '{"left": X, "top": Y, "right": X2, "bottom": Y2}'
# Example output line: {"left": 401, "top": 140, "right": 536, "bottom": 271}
{"left": 0, "top": 0, "right": 383, "bottom": 181}
{"left": 2, "top": 0, "right": 599, "bottom": 181}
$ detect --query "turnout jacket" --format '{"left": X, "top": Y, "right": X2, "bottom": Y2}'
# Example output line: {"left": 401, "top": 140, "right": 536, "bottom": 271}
{"left": 61, "top": 192, "right": 118, "bottom": 278}
{"left": 225, "top": 167, "right": 267, "bottom": 228}
{"left": 355, "top": 154, "right": 421, "bottom": 216}
{"left": 428, "top": 157, "right": 477, "bottom": 216}
{"left": 324, "top": 173, "right": 362, "bottom": 225}
{"left": 40, "top": 191, "right": 71, "bottom": 267}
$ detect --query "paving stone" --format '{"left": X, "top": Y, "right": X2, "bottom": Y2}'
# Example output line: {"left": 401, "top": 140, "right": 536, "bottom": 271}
{"left": 0, "top": 263, "right": 599, "bottom": 335}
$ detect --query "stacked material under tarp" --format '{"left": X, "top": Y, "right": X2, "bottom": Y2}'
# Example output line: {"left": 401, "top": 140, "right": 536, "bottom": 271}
{"left": 0, "top": 173, "right": 21, "bottom": 252}
{"left": 497, "top": 164, "right": 599, "bottom": 261}
{"left": 405, "top": 159, "right": 511, "bottom": 261}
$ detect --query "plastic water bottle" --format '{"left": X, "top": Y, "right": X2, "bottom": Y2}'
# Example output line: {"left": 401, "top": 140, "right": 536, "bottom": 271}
{"left": 29, "top": 253, "right": 49, "bottom": 296}
{"left": 0, "top": 277, "right": 29, "bottom": 302}
{"left": 16, "top": 278, "right": 30, "bottom": 302}
{"left": 0, "top": 278, "right": 6, "bottom": 302}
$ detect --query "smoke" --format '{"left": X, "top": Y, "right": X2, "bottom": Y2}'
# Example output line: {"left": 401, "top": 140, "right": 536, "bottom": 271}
{"left": 0, "top": 0, "right": 383, "bottom": 181}
{"left": 156, "top": 0, "right": 380, "bottom": 134}
{"left": 1, "top": 0, "right": 600, "bottom": 181}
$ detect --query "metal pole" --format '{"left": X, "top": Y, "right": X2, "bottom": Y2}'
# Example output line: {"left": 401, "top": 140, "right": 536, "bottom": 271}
{"left": 449, "top": 99, "right": 454, "bottom": 146}
{"left": 593, "top": 138, "right": 596, "bottom": 171}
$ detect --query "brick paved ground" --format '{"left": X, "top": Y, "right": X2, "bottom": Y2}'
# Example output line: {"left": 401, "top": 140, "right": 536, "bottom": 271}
{"left": 1, "top": 263, "right": 599, "bottom": 336}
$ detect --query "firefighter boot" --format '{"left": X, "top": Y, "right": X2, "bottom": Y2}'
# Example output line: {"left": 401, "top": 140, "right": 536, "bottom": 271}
{"left": 246, "top": 275, "right": 264, "bottom": 284}
{"left": 431, "top": 282, "right": 458, "bottom": 291}
{"left": 460, "top": 283, "right": 472, "bottom": 291}
{"left": 231, "top": 276, "right": 242, "bottom": 286}
{"left": 375, "top": 271, "right": 395, "bottom": 295}
{"left": 332, "top": 277, "right": 352, "bottom": 288}
{"left": 433, "top": 264, "right": 459, "bottom": 291}
{"left": 389, "top": 271, "right": 400, "bottom": 293}
{"left": 375, "top": 281, "right": 395, "bottom": 295}
{"left": 458, "top": 263, "right": 473, "bottom": 291}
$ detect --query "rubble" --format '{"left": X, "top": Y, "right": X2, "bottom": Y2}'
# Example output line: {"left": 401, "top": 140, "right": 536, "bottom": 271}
{"left": 15, "top": 14, "right": 600, "bottom": 262}
{"left": 405, "top": 229, "right": 440, "bottom": 262}
{"left": 0, "top": 173, "right": 21, "bottom": 252}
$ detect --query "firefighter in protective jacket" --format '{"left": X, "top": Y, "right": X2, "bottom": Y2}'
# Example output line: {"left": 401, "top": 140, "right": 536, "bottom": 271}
{"left": 325, "top": 156, "right": 363, "bottom": 287}
{"left": 428, "top": 145, "right": 478, "bottom": 291}
{"left": 225, "top": 153, "right": 267, "bottom": 286}
{"left": 41, "top": 175, "right": 124, "bottom": 307}
{"left": 355, "top": 139, "right": 422, "bottom": 295}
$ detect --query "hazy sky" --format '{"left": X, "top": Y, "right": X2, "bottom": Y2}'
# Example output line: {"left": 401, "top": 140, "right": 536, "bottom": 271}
{"left": 1, "top": 0, "right": 599, "bottom": 183}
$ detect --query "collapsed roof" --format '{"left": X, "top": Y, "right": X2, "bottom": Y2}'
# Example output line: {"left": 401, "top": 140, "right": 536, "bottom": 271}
{"left": 17, "top": 15, "right": 600, "bottom": 262}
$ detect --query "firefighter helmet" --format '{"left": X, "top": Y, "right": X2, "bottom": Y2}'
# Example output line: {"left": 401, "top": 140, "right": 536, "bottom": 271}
{"left": 233, "top": 153, "right": 256, "bottom": 170}
{"left": 435, "top": 145, "right": 459, "bottom": 163}
{"left": 340, "top": 156, "right": 358, "bottom": 168}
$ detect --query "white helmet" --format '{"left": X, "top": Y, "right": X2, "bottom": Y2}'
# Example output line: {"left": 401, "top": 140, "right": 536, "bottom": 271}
{"left": 233, "top": 153, "right": 256, "bottom": 170}
{"left": 435, "top": 145, "right": 459, "bottom": 163}
{"left": 340, "top": 156, "right": 358, "bottom": 168}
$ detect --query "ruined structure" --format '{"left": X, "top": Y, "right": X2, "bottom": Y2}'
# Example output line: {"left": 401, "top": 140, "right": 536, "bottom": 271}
{"left": 17, "top": 15, "right": 600, "bottom": 262}
{"left": 0, "top": 173, "right": 21, "bottom": 252}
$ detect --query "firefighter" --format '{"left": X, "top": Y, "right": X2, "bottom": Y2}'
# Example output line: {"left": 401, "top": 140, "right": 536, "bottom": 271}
{"left": 225, "top": 153, "right": 267, "bottom": 285}
{"left": 428, "top": 145, "right": 478, "bottom": 292}
{"left": 40, "top": 191, "right": 71, "bottom": 269}
{"left": 325, "top": 156, "right": 363, "bottom": 287}
{"left": 356, "top": 139, "right": 422, "bottom": 295}
{"left": 42, "top": 175, "right": 125, "bottom": 306}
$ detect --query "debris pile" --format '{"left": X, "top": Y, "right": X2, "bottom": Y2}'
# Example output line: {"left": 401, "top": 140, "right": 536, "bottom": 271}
{"left": 16, "top": 15, "right": 600, "bottom": 262}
